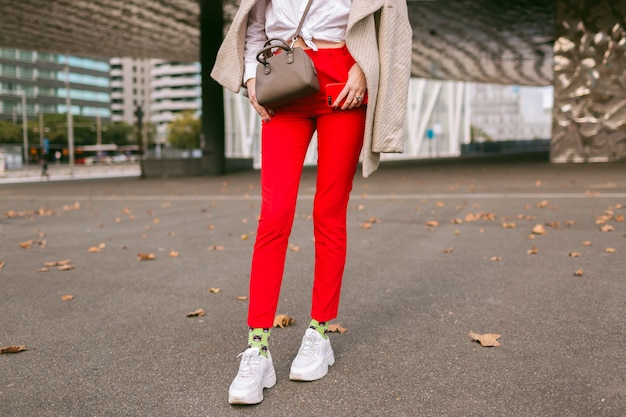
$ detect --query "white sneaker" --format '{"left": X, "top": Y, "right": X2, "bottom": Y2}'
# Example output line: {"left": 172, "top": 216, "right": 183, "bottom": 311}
{"left": 289, "top": 328, "right": 335, "bottom": 381}
{"left": 228, "top": 347, "right": 276, "bottom": 404}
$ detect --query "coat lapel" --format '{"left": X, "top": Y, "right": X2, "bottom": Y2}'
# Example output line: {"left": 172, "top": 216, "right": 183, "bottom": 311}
{"left": 348, "top": 0, "right": 383, "bottom": 30}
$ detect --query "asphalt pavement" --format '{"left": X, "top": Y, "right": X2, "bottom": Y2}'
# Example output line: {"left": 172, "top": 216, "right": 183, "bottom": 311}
{"left": 1, "top": 156, "right": 625, "bottom": 416}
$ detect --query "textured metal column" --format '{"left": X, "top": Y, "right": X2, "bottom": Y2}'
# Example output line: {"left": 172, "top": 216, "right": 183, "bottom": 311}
{"left": 200, "top": 0, "right": 226, "bottom": 175}
{"left": 551, "top": 0, "right": 626, "bottom": 162}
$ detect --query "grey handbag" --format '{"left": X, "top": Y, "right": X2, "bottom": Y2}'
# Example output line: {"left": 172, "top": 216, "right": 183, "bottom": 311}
{"left": 254, "top": 0, "right": 319, "bottom": 108}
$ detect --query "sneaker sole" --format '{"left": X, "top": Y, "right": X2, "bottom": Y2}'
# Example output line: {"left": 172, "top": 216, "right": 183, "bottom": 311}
{"left": 289, "top": 349, "right": 335, "bottom": 382}
{"left": 228, "top": 366, "right": 276, "bottom": 404}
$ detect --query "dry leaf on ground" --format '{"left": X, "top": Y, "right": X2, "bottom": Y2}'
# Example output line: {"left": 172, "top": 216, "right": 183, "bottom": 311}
{"left": 137, "top": 253, "right": 156, "bottom": 261}
{"left": 0, "top": 261, "right": 4, "bottom": 268}
{"left": 490, "top": 256, "right": 502, "bottom": 262}
{"left": 600, "top": 225, "right": 615, "bottom": 232}
{"left": 527, "top": 245, "right": 539, "bottom": 255}
{"left": 208, "top": 245, "right": 225, "bottom": 251}
{"left": 0, "top": 345, "right": 27, "bottom": 354}
{"left": 61, "top": 294, "right": 74, "bottom": 301}
{"left": 582, "top": 241, "right": 592, "bottom": 246}
{"left": 236, "top": 296, "right": 248, "bottom": 301}
{"left": 605, "top": 248, "right": 616, "bottom": 253}
{"left": 186, "top": 309, "right": 205, "bottom": 317}
{"left": 425, "top": 220, "right": 439, "bottom": 227}
{"left": 469, "top": 331, "right": 501, "bottom": 347}
{"left": 58, "top": 264, "right": 75, "bottom": 271}
{"left": 441, "top": 247, "right": 454, "bottom": 254}
{"left": 208, "top": 287, "right": 221, "bottom": 294}
{"left": 327, "top": 324, "right": 347, "bottom": 334}
{"left": 19, "top": 240, "right": 35, "bottom": 249}
{"left": 360, "top": 222, "right": 372, "bottom": 229}
{"left": 532, "top": 224, "right": 546, "bottom": 235}
{"left": 574, "top": 269, "right": 584, "bottom": 276}
{"left": 289, "top": 244, "right": 301, "bottom": 252}
{"left": 169, "top": 250, "right": 180, "bottom": 258}
{"left": 569, "top": 252, "right": 581, "bottom": 257}
{"left": 273, "top": 314, "right": 295, "bottom": 328}
{"left": 502, "top": 222, "right": 517, "bottom": 229}
{"left": 241, "top": 234, "right": 249, "bottom": 240}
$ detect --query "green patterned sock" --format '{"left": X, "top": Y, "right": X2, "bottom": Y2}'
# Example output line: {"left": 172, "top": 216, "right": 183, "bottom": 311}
{"left": 309, "top": 319, "right": 329, "bottom": 339}
{"left": 248, "top": 327, "right": 270, "bottom": 357}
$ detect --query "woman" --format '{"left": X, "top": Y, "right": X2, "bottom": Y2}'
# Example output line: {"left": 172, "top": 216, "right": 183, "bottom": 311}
{"left": 211, "top": 0, "right": 412, "bottom": 405}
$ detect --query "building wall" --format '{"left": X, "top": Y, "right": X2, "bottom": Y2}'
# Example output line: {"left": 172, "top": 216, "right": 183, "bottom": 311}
{"left": 110, "top": 58, "right": 152, "bottom": 125}
{"left": 0, "top": 49, "right": 110, "bottom": 121}
{"left": 470, "top": 84, "right": 553, "bottom": 141}
{"left": 150, "top": 60, "right": 201, "bottom": 143}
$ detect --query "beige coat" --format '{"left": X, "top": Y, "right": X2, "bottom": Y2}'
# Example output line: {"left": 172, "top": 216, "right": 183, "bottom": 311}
{"left": 211, "top": 0, "right": 412, "bottom": 177}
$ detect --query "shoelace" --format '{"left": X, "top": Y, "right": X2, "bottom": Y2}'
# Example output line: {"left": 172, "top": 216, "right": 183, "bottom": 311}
{"left": 236, "top": 351, "right": 262, "bottom": 378}
{"left": 298, "top": 333, "right": 320, "bottom": 357}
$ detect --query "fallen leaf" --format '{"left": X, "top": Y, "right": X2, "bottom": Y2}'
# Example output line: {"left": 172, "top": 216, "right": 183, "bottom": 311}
{"left": 615, "top": 203, "right": 624, "bottom": 209}
{"left": 502, "top": 222, "right": 517, "bottom": 229}
{"left": 169, "top": 250, "right": 180, "bottom": 258}
{"left": 582, "top": 241, "right": 592, "bottom": 246}
{"left": 273, "top": 314, "right": 295, "bottom": 328}
{"left": 208, "top": 245, "right": 225, "bottom": 251}
{"left": 436, "top": 201, "right": 445, "bottom": 208}
{"left": 425, "top": 220, "right": 439, "bottom": 227}
{"left": 289, "top": 244, "right": 301, "bottom": 252}
{"left": 566, "top": 220, "right": 576, "bottom": 226}
{"left": 605, "top": 248, "right": 616, "bottom": 253}
{"left": 58, "top": 264, "right": 75, "bottom": 271}
{"left": 532, "top": 224, "right": 546, "bottom": 235}
{"left": 600, "top": 224, "right": 615, "bottom": 232}
{"left": 568, "top": 252, "right": 581, "bottom": 257}
{"left": 356, "top": 204, "right": 365, "bottom": 211}
{"left": 469, "top": 331, "right": 501, "bottom": 347}
{"left": 0, "top": 345, "right": 27, "bottom": 354}
{"left": 153, "top": 218, "right": 160, "bottom": 224}
{"left": 207, "top": 224, "right": 215, "bottom": 230}
{"left": 614, "top": 214, "right": 624, "bottom": 222}
{"left": 61, "top": 294, "right": 74, "bottom": 301}
{"left": 537, "top": 200, "right": 549, "bottom": 208}
{"left": 527, "top": 245, "right": 539, "bottom": 255}
{"left": 236, "top": 295, "right": 248, "bottom": 301}
{"left": 535, "top": 180, "right": 542, "bottom": 187}
{"left": 0, "top": 261, "right": 4, "bottom": 268}
{"left": 327, "top": 324, "right": 347, "bottom": 334}
{"left": 545, "top": 221, "right": 560, "bottom": 229}
{"left": 490, "top": 256, "right": 502, "bottom": 262}
{"left": 442, "top": 247, "right": 454, "bottom": 254}
{"left": 574, "top": 269, "right": 584, "bottom": 276}
{"left": 19, "top": 240, "right": 35, "bottom": 249}
{"left": 360, "top": 222, "right": 372, "bottom": 229}
{"left": 208, "top": 287, "right": 221, "bottom": 294}
{"left": 452, "top": 218, "right": 464, "bottom": 225}
{"left": 186, "top": 309, "right": 205, "bottom": 317}
{"left": 241, "top": 234, "right": 249, "bottom": 240}
{"left": 37, "top": 267, "right": 49, "bottom": 272}
{"left": 137, "top": 253, "right": 156, "bottom": 261}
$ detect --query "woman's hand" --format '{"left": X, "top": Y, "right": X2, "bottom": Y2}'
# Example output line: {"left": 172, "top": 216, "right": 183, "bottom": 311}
{"left": 246, "top": 78, "right": 273, "bottom": 122}
{"left": 334, "top": 62, "right": 367, "bottom": 110}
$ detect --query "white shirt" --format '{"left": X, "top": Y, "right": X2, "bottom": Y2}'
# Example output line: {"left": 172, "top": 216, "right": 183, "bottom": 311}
{"left": 243, "top": 0, "right": 352, "bottom": 83}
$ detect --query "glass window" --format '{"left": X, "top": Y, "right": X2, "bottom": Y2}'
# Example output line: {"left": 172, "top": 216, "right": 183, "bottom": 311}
{"left": 17, "top": 50, "right": 34, "bottom": 62}
{"left": 65, "top": 56, "right": 109, "bottom": 72}
{"left": 0, "top": 48, "right": 16, "bottom": 59}
{"left": 17, "top": 67, "right": 34, "bottom": 80}
{"left": 37, "top": 69, "right": 56, "bottom": 80}
{"left": 0, "top": 63, "right": 17, "bottom": 77}
{"left": 57, "top": 88, "right": 110, "bottom": 103}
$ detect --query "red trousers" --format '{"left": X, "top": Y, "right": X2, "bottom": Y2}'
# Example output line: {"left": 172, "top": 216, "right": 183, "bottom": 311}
{"left": 248, "top": 46, "right": 366, "bottom": 328}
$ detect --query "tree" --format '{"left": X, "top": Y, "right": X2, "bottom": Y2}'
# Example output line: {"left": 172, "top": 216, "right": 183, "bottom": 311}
{"left": 102, "top": 122, "right": 133, "bottom": 146}
{"left": 0, "top": 120, "right": 22, "bottom": 143}
{"left": 167, "top": 110, "right": 201, "bottom": 149}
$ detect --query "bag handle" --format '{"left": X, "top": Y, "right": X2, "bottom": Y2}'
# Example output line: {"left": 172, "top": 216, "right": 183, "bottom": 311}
{"left": 256, "top": 0, "right": 314, "bottom": 66}
{"left": 291, "top": 0, "right": 314, "bottom": 45}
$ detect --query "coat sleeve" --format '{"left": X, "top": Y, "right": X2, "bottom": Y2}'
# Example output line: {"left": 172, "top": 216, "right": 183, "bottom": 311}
{"left": 210, "top": 1, "right": 255, "bottom": 93}
{"left": 371, "top": 0, "right": 412, "bottom": 153}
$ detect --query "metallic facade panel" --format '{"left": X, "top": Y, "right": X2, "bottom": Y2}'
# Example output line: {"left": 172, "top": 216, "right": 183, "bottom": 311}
{"left": 551, "top": 0, "right": 626, "bottom": 162}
